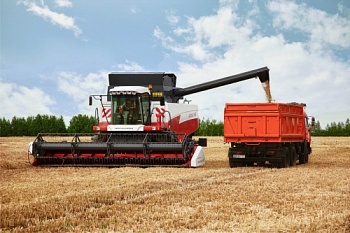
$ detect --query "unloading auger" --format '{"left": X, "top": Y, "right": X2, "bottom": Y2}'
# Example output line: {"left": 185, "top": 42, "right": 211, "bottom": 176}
{"left": 28, "top": 67, "right": 270, "bottom": 167}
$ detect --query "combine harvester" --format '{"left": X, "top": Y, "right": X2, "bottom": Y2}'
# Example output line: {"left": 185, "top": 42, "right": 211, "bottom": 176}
{"left": 28, "top": 67, "right": 270, "bottom": 167}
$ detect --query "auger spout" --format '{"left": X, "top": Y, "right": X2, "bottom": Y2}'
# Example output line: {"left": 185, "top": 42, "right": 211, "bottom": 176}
{"left": 173, "top": 67, "right": 269, "bottom": 99}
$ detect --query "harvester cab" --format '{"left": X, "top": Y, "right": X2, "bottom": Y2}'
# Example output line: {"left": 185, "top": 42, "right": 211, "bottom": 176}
{"left": 89, "top": 86, "right": 152, "bottom": 131}
{"left": 90, "top": 72, "right": 201, "bottom": 137}
{"left": 28, "top": 67, "right": 270, "bottom": 168}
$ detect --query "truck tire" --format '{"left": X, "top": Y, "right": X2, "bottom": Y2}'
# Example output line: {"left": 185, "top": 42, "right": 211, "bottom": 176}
{"left": 229, "top": 158, "right": 234, "bottom": 168}
{"left": 245, "top": 162, "right": 255, "bottom": 166}
{"left": 299, "top": 142, "right": 308, "bottom": 164}
{"left": 305, "top": 146, "right": 309, "bottom": 163}
{"left": 229, "top": 158, "right": 244, "bottom": 168}
{"left": 289, "top": 146, "right": 297, "bottom": 166}
{"left": 299, "top": 153, "right": 306, "bottom": 164}
{"left": 278, "top": 147, "right": 290, "bottom": 168}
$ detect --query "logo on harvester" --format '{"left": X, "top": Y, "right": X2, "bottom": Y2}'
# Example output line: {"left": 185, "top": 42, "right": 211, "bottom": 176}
{"left": 102, "top": 108, "right": 112, "bottom": 118}
{"left": 188, "top": 112, "right": 196, "bottom": 118}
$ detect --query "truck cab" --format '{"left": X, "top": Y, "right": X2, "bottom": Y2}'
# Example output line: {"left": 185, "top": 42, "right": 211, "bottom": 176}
{"left": 305, "top": 113, "right": 315, "bottom": 154}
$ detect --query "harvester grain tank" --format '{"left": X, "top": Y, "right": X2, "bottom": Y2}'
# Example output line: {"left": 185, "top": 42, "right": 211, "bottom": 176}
{"left": 28, "top": 67, "right": 270, "bottom": 167}
{"left": 224, "top": 102, "right": 315, "bottom": 168}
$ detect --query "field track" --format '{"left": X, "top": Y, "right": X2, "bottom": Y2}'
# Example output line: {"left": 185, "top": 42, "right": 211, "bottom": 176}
{"left": 1, "top": 136, "right": 349, "bottom": 232}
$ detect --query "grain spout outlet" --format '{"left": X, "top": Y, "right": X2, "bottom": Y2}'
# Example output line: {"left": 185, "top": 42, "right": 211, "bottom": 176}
{"left": 262, "top": 80, "right": 273, "bottom": 103}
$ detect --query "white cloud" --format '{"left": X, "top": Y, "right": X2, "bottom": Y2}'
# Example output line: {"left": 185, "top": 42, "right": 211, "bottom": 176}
{"left": 189, "top": 7, "right": 255, "bottom": 48}
{"left": 55, "top": 71, "right": 109, "bottom": 116}
{"left": 0, "top": 80, "right": 55, "bottom": 119}
{"left": 338, "top": 2, "right": 350, "bottom": 18}
{"left": 54, "top": 61, "right": 147, "bottom": 117}
{"left": 18, "top": 0, "right": 82, "bottom": 37}
{"left": 154, "top": 0, "right": 350, "bottom": 128}
{"left": 268, "top": 0, "right": 350, "bottom": 49}
{"left": 154, "top": 26, "right": 175, "bottom": 45}
{"left": 55, "top": 61, "right": 147, "bottom": 112}
{"left": 0, "top": 59, "right": 147, "bottom": 121}
{"left": 173, "top": 27, "right": 191, "bottom": 36}
{"left": 130, "top": 5, "right": 140, "bottom": 14}
{"left": 116, "top": 60, "right": 146, "bottom": 72}
{"left": 155, "top": 4, "right": 257, "bottom": 62}
{"left": 165, "top": 9, "right": 180, "bottom": 25}
{"left": 219, "top": 0, "right": 239, "bottom": 9}
{"left": 55, "top": 0, "right": 72, "bottom": 8}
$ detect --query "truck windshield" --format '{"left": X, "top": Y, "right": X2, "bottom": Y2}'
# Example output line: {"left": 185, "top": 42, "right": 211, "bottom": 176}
{"left": 111, "top": 94, "right": 150, "bottom": 125}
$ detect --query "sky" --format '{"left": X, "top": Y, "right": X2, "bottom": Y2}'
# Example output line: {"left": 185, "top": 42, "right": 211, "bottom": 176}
{"left": 1, "top": 0, "right": 350, "bottom": 129}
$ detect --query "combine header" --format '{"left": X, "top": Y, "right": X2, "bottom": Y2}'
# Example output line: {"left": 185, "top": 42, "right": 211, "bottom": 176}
{"left": 28, "top": 67, "right": 270, "bottom": 167}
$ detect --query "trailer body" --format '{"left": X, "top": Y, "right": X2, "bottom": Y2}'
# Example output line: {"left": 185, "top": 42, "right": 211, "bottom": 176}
{"left": 224, "top": 103, "right": 313, "bottom": 168}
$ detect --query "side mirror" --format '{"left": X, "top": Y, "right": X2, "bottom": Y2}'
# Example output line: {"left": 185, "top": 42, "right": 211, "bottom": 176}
{"left": 311, "top": 117, "right": 315, "bottom": 129}
{"left": 160, "top": 96, "right": 165, "bottom": 106}
{"left": 89, "top": 96, "right": 92, "bottom": 106}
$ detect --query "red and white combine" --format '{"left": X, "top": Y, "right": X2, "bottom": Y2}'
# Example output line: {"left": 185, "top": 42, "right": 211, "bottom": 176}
{"left": 28, "top": 67, "right": 270, "bottom": 167}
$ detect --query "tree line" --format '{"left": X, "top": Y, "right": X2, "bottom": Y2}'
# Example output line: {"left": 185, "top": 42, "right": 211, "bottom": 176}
{"left": 312, "top": 119, "right": 350, "bottom": 136}
{"left": 194, "top": 118, "right": 224, "bottom": 136}
{"left": 0, "top": 115, "right": 349, "bottom": 137}
{"left": 0, "top": 114, "right": 95, "bottom": 137}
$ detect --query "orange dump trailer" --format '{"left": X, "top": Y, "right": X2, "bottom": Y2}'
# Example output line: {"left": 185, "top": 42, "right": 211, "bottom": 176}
{"left": 224, "top": 103, "right": 314, "bottom": 168}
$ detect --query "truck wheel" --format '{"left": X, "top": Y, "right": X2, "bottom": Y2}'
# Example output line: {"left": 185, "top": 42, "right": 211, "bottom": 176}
{"left": 229, "top": 158, "right": 244, "bottom": 168}
{"left": 305, "top": 146, "right": 309, "bottom": 163}
{"left": 299, "top": 144, "right": 308, "bottom": 164}
{"left": 285, "top": 147, "right": 290, "bottom": 168}
{"left": 290, "top": 146, "right": 297, "bottom": 166}
{"left": 245, "top": 162, "right": 254, "bottom": 166}
{"left": 299, "top": 153, "right": 306, "bottom": 164}
{"left": 229, "top": 158, "right": 234, "bottom": 168}
{"left": 278, "top": 147, "right": 289, "bottom": 168}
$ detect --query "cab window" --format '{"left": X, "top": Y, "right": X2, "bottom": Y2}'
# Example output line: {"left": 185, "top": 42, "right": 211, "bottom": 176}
{"left": 111, "top": 94, "right": 150, "bottom": 125}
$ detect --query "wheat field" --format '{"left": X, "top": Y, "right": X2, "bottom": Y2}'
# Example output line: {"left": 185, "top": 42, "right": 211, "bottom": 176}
{"left": 1, "top": 136, "right": 349, "bottom": 232}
